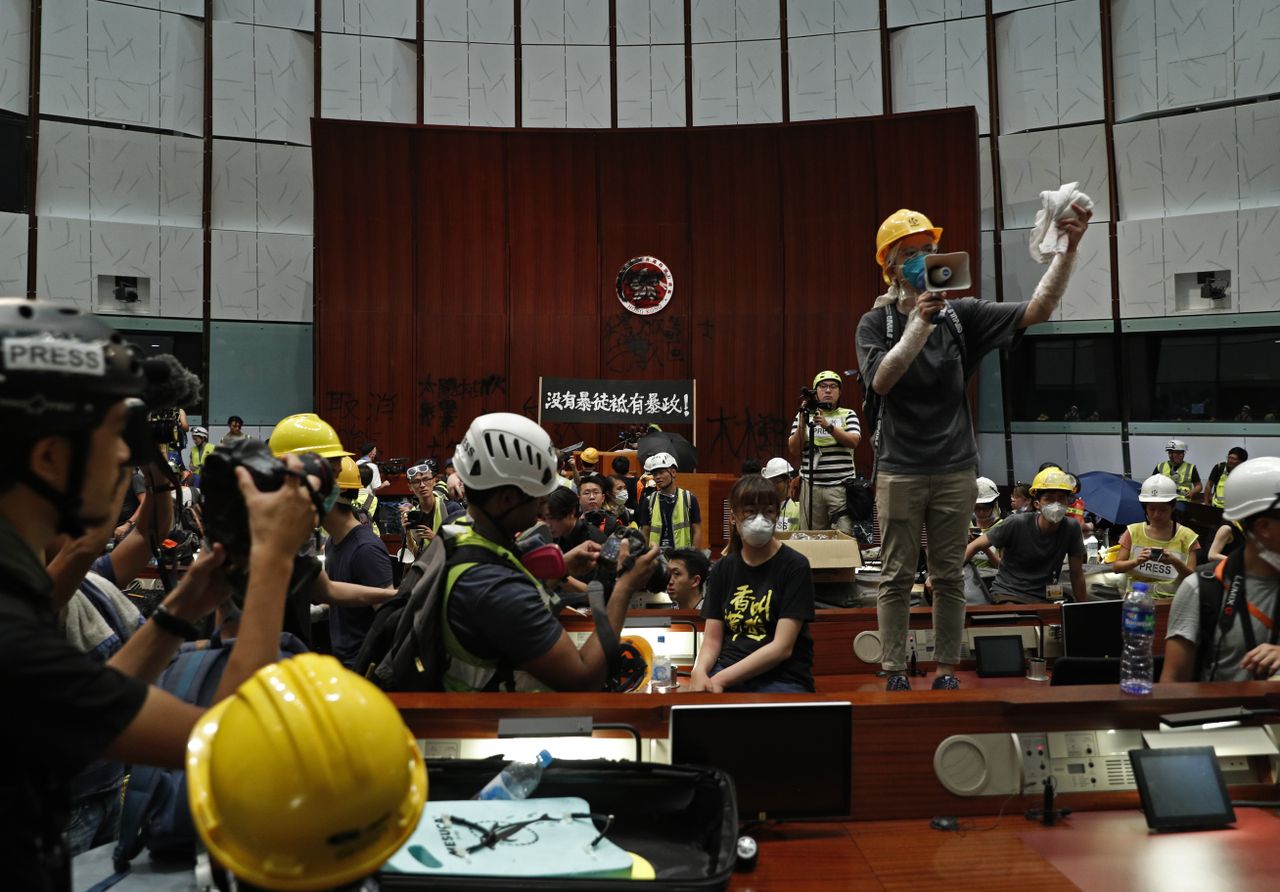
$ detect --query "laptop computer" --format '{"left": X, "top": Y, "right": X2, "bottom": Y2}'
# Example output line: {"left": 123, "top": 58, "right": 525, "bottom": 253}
{"left": 1060, "top": 600, "right": 1122, "bottom": 659}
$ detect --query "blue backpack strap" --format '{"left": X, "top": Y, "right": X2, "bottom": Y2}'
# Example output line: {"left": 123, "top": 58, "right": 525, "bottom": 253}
{"left": 111, "top": 762, "right": 166, "bottom": 870}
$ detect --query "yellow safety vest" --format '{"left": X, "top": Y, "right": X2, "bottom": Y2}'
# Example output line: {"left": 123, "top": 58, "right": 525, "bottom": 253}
{"left": 1212, "top": 466, "right": 1230, "bottom": 509}
{"left": 1125, "top": 521, "right": 1199, "bottom": 598}
{"left": 1157, "top": 461, "right": 1198, "bottom": 502}
{"left": 404, "top": 497, "right": 444, "bottom": 556}
{"left": 441, "top": 526, "right": 554, "bottom": 693}
{"left": 647, "top": 488, "right": 694, "bottom": 549}
{"left": 353, "top": 488, "right": 382, "bottom": 537}
{"left": 775, "top": 499, "right": 801, "bottom": 532}
{"left": 189, "top": 442, "right": 214, "bottom": 476}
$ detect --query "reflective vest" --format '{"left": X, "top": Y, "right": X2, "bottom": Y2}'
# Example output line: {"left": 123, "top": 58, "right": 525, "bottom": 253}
{"left": 1157, "top": 461, "right": 1198, "bottom": 502}
{"left": 1125, "top": 521, "right": 1200, "bottom": 598}
{"left": 1212, "top": 466, "right": 1230, "bottom": 509}
{"left": 775, "top": 499, "right": 801, "bottom": 532}
{"left": 188, "top": 442, "right": 213, "bottom": 476}
{"left": 647, "top": 488, "right": 694, "bottom": 549}
{"left": 353, "top": 488, "right": 381, "bottom": 537}
{"left": 440, "top": 525, "right": 554, "bottom": 693}
{"left": 405, "top": 497, "right": 445, "bottom": 556}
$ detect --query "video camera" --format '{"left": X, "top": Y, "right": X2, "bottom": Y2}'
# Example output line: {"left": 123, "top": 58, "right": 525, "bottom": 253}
{"left": 599, "top": 525, "right": 669, "bottom": 594}
{"left": 121, "top": 353, "right": 202, "bottom": 485}
{"left": 799, "top": 386, "right": 833, "bottom": 416}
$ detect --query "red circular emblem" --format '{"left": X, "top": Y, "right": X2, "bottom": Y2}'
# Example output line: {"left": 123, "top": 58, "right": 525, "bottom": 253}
{"left": 615, "top": 256, "right": 674, "bottom": 316}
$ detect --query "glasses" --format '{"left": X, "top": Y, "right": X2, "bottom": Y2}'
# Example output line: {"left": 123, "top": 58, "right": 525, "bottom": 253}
{"left": 407, "top": 463, "right": 436, "bottom": 480}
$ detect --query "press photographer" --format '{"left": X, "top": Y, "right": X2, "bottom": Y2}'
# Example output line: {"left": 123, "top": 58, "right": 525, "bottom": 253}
{"left": 786, "top": 370, "right": 862, "bottom": 534}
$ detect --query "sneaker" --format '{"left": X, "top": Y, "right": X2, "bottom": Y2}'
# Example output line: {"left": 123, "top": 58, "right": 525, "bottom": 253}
{"left": 885, "top": 674, "right": 912, "bottom": 692}
{"left": 931, "top": 674, "right": 961, "bottom": 691}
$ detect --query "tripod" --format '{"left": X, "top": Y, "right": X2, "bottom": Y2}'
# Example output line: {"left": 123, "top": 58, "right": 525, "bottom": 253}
{"left": 802, "top": 407, "right": 820, "bottom": 531}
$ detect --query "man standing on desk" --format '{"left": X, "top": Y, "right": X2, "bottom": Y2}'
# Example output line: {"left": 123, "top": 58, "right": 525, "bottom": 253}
{"left": 856, "top": 204, "right": 1092, "bottom": 691}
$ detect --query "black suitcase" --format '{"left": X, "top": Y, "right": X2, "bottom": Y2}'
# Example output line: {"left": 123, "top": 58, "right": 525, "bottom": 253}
{"left": 378, "top": 758, "right": 738, "bottom": 891}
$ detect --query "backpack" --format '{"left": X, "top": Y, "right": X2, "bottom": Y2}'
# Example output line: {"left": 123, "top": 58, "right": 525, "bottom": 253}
{"left": 352, "top": 489, "right": 376, "bottom": 526}
{"left": 112, "top": 631, "right": 308, "bottom": 872}
{"left": 859, "top": 302, "right": 967, "bottom": 469}
{"left": 352, "top": 530, "right": 513, "bottom": 692}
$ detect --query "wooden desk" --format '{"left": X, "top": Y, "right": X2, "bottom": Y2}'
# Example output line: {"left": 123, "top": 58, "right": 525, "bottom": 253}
{"left": 391, "top": 681, "right": 1280, "bottom": 822}
{"left": 734, "top": 808, "right": 1280, "bottom": 891}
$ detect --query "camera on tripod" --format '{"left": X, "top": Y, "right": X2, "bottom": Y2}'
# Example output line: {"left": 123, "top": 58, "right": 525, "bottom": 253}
{"left": 799, "top": 386, "right": 833, "bottom": 416}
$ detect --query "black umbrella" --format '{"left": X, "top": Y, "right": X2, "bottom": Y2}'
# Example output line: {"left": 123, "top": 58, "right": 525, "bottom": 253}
{"left": 637, "top": 431, "right": 698, "bottom": 472}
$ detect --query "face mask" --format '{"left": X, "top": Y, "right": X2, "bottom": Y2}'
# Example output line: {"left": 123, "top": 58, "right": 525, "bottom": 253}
{"left": 612, "top": 491, "right": 629, "bottom": 506}
{"left": 1249, "top": 533, "right": 1280, "bottom": 572}
{"left": 515, "top": 522, "right": 567, "bottom": 579}
{"left": 1040, "top": 502, "right": 1068, "bottom": 524}
{"left": 900, "top": 252, "right": 928, "bottom": 292}
{"left": 740, "top": 513, "right": 775, "bottom": 547}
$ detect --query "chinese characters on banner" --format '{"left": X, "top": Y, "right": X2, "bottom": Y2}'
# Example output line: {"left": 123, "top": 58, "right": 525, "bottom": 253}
{"left": 539, "top": 377, "right": 694, "bottom": 425}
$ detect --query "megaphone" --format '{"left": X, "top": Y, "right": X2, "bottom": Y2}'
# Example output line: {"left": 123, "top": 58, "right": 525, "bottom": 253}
{"left": 923, "top": 251, "right": 971, "bottom": 292}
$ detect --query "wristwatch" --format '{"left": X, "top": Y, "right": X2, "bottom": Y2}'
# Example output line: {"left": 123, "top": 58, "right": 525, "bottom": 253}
{"left": 150, "top": 604, "right": 201, "bottom": 641}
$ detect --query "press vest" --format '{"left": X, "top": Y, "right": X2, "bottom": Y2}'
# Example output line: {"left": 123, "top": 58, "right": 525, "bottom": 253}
{"left": 1157, "top": 461, "right": 1198, "bottom": 502}
{"left": 775, "top": 499, "right": 801, "bottom": 532}
{"left": 440, "top": 526, "right": 554, "bottom": 693}
{"left": 648, "top": 488, "right": 694, "bottom": 549}
{"left": 1125, "top": 521, "right": 1200, "bottom": 597}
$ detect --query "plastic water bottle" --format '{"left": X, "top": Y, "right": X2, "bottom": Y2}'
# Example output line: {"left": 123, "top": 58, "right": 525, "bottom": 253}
{"left": 1084, "top": 535, "right": 1099, "bottom": 563}
{"left": 1120, "top": 582, "right": 1156, "bottom": 695}
{"left": 651, "top": 636, "right": 673, "bottom": 692}
{"left": 474, "top": 750, "right": 553, "bottom": 800}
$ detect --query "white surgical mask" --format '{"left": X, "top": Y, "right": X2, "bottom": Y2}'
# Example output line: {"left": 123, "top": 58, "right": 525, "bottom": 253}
{"left": 1250, "top": 533, "right": 1280, "bottom": 572}
{"left": 613, "top": 491, "right": 629, "bottom": 506}
{"left": 1040, "top": 502, "right": 1068, "bottom": 524}
{"left": 740, "top": 513, "right": 776, "bottom": 548}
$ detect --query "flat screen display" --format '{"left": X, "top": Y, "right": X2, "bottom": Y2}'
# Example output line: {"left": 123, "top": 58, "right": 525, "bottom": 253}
{"left": 1129, "top": 747, "right": 1236, "bottom": 831}
{"left": 974, "top": 635, "right": 1026, "bottom": 677}
{"left": 670, "top": 702, "right": 852, "bottom": 821}
{"left": 1061, "top": 600, "right": 1123, "bottom": 659}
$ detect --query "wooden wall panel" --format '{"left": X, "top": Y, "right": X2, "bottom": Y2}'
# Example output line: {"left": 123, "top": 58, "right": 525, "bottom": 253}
{"left": 313, "top": 112, "right": 980, "bottom": 472}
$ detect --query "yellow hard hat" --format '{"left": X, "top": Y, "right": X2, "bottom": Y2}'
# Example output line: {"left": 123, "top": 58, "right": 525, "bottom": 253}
{"left": 1029, "top": 467, "right": 1074, "bottom": 495}
{"left": 812, "top": 370, "right": 841, "bottom": 389}
{"left": 875, "top": 209, "right": 943, "bottom": 283}
{"left": 612, "top": 635, "right": 654, "bottom": 693}
{"left": 268, "top": 413, "right": 352, "bottom": 459}
{"left": 187, "top": 654, "right": 427, "bottom": 891}
{"left": 336, "top": 455, "right": 362, "bottom": 490}
{"left": 581, "top": 447, "right": 600, "bottom": 465}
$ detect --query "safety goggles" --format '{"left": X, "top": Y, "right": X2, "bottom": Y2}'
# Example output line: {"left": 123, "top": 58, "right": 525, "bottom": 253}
{"left": 406, "top": 463, "right": 436, "bottom": 480}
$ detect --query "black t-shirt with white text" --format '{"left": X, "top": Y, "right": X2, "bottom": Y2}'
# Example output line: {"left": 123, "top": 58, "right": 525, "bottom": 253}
{"left": 702, "top": 545, "right": 816, "bottom": 690}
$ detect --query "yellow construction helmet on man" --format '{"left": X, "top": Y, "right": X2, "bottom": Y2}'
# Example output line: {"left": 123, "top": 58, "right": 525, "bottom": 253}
{"left": 875, "top": 209, "right": 944, "bottom": 283}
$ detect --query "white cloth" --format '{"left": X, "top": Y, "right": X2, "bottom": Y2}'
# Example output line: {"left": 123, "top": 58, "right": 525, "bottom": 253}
{"left": 1029, "top": 181, "right": 1094, "bottom": 264}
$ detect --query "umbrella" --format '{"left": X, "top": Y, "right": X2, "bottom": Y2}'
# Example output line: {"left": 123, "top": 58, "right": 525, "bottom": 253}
{"left": 1075, "top": 471, "right": 1145, "bottom": 525}
{"left": 637, "top": 431, "right": 698, "bottom": 473}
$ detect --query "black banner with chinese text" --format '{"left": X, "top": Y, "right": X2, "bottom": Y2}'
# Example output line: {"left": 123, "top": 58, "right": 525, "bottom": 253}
{"left": 539, "top": 377, "right": 694, "bottom": 425}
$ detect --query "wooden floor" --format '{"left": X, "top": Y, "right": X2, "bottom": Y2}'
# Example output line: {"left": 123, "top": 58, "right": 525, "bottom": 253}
{"left": 733, "top": 808, "right": 1280, "bottom": 891}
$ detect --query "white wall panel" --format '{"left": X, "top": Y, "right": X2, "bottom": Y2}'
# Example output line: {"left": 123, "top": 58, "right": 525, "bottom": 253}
{"left": 1111, "top": 0, "right": 1158, "bottom": 120}
{"left": 788, "top": 34, "right": 835, "bottom": 121}
{"left": 158, "top": 225, "right": 202, "bottom": 318}
{"left": 1056, "top": 125, "right": 1111, "bottom": 222}
{"left": 736, "top": 0, "right": 780, "bottom": 40}
{"left": 945, "top": 17, "right": 989, "bottom": 135}
{"left": 978, "top": 229, "right": 996, "bottom": 301}
{"left": 257, "top": 232, "right": 313, "bottom": 322}
{"left": 254, "top": 26, "right": 314, "bottom": 143}
{"left": 835, "top": 0, "right": 881, "bottom": 32}
{"left": 887, "top": 0, "right": 944, "bottom": 27}
{"left": 1237, "top": 208, "right": 1280, "bottom": 313}
{"left": 523, "top": 43, "right": 567, "bottom": 125}
{"left": 211, "top": 138, "right": 259, "bottom": 231}
{"left": 735, "top": 39, "right": 782, "bottom": 123}
{"left": 91, "top": 219, "right": 160, "bottom": 317}
{"left": 211, "top": 229, "right": 258, "bottom": 319}
{"left": 0, "top": 0, "right": 30, "bottom": 114}
{"left": 212, "top": 22, "right": 257, "bottom": 138}
{"left": 0, "top": 212, "right": 27, "bottom": 295}
{"left": 88, "top": 0, "right": 161, "bottom": 126}
{"left": 1065, "top": 434, "right": 1125, "bottom": 476}
{"left": 1059, "top": 232, "right": 1112, "bottom": 322}
{"left": 468, "top": 0, "right": 516, "bottom": 42}
{"left": 892, "top": 19, "right": 988, "bottom": 134}
{"left": 834, "top": 29, "right": 880, "bottom": 117}
{"left": 1161, "top": 211, "right": 1237, "bottom": 289}
{"left": 1116, "top": 217, "right": 1166, "bottom": 318}
{"left": 998, "top": 130, "right": 1062, "bottom": 230}
{"left": 321, "top": 0, "right": 357, "bottom": 34}
{"left": 256, "top": 143, "right": 313, "bottom": 235}
{"left": 788, "top": 0, "right": 836, "bottom": 36}
{"left": 999, "top": 228, "right": 1045, "bottom": 310}
{"left": 159, "top": 11, "right": 204, "bottom": 135}
{"left": 1113, "top": 119, "right": 1163, "bottom": 220}
{"left": 320, "top": 31, "right": 362, "bottom": 118}
{"left": 1011, "top": 433, "right": 1070, "bottom": 484}
{"left": 979, "top": 136, "right": 994, "bottom": 231}
{"left": 423, "top": 40, "right": 470, "bottom": 124}
{"left": 358, "top": 0, "right": 416, "bottom": 40}
{"left": 468, "top": 42, "right": 516, "bottom": 126}
{"left": 1055, "top": 0, "right": 1103, "bottom": 127}
{"left": 617, "top": 0, "right": 684, "bottom": 44}
{"left": 253, "top": 0, "right": 311, "bottom": 30}
{"left": 977, "top": 432, "right": 1006, "bottom": 483}
{"left": 1237, "top": 100, "right": 1280, "bottom": 209}
{"left": 359, "top": 36, "right": 417, "bottom": 123}
{"left": 568, "top": 0, "right": 610, "bottom": 44}
{"left": 40, "top": 0, "right": 90, "bottom": 118}
{"left": 213, "top": 0, "right": 255, "bottom": 24}
{"left": 616, "top": 43, "right": 685, "bottom": 127}
{"left": 565, "top": 44, "right": 610, "bottom": 127}
{"left": 1156, "top": 0, "right": 1233, "bottom": 109}
{"left": 995, "top": 4, "right": 1057, "bottom": 133}
{"left": 691, "top": 41, "right": 735, "bottom": 124}
{"left": 524, "top": 0, "right": 567, "bottom": 44}
{"left": 1235, "top": 0, "right": 1280, "bottom": 99}
{"left": 88, "top": 128, "right": 159, "bottom": 225}
{"left": 37, "top": 216, "right": 94, "bottom": 309}
{"left": 424, "top": 0, "right": 468, "bottom": 40}
{"left": 36, "top": 121, "right": 91, "bottom": 219}
{"left": 691, "top": 0, "right": 736, "bottom": 41}
{"left": 1156, "top": 107, "right": 1239, "bottom": 217}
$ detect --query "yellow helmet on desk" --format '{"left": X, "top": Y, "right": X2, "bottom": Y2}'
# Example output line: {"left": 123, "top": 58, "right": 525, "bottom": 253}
{"left": 186, "top": 654, "right": 427, "bottom": 891}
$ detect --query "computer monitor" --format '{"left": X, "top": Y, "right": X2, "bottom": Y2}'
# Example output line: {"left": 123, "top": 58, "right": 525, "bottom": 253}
{"left": 670, "top": 702, "right": 852, "bottom": 822}
{"left": 1129, "top": 746, "right": 1236, "bottom": 832}
{"left": 1060, "top": 600, "right": 1123, "bottom": 659}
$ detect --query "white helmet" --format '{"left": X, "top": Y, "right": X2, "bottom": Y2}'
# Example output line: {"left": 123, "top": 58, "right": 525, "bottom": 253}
{"left": 644, "top": 452, "right": 678, "bottom": 473}
{"left": 975, "top": 477, "right": 999, "bottom": 504}
{"left": 191, "top": 426, "right": 208, "bottom": 438}
{"left": 1165, "top": 439, "right": 1188, "bottom": 452}
{"left": 1138, "top": 474, "right": 1178, "bottom": 503}
{"left": 761, "top": 457, "right": 794, "bottom": 480}
{"left": 452, "top": 413, "right": 558, "bottom": 498}
{"left": 1222, "top": 457, "right": 1280, "bottom": 522}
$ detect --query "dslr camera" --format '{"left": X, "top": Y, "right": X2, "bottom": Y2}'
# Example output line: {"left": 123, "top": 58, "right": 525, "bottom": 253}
{"left": 599, "top": 525, "right": 669, "bottom": 593}
{"left": 799, "top": 386, "right": 833, "bottom": 416}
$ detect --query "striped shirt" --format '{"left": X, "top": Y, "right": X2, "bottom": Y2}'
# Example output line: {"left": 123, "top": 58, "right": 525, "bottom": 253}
{"left": 789, "top": 407, "right": 860, "bottom": 486}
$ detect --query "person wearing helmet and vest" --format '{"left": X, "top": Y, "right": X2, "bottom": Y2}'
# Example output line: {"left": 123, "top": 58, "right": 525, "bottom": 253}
{"left": 1153, "top": 439, "right": 1201, "bottom": 505}
{"left": 187, "top": 654, "right": 427, "bottom": 890}
{"left": 399, "top": 458, "right": 462, "bottom": 559}
{"left": 1164, "top": 457, "right": 1280, "bottom": 682}
{"left": 1113, "top": 473, "right": 1201, "bottom": 598}
{"left": 968, "top": 476, "right": 1003, "bottom": 572}
{"left": 856, "top": 204, "right": 1092, "bottom": 691}
{"left": 0, "top": 299, "right": 326, "bottom": 891}
{"left": 964, "top": 468, "right": 1087, "bottom": 603}
{"left": 187, "top": 426, "right": 213, "bottom": 487}
{"left": 1204, "top": 446, "right": 1248, "bottom": 509}
{"left": 762, "top": 457, "right": 802, "bottom": 531}
{"left": 636, "top": 452, "right": 702, "bottom": 550}
{"left": 442, "top": 413, "right": 658, "bottom": 691}
{"left": 786, "top": 371, "right": 861, "bottom": 533}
